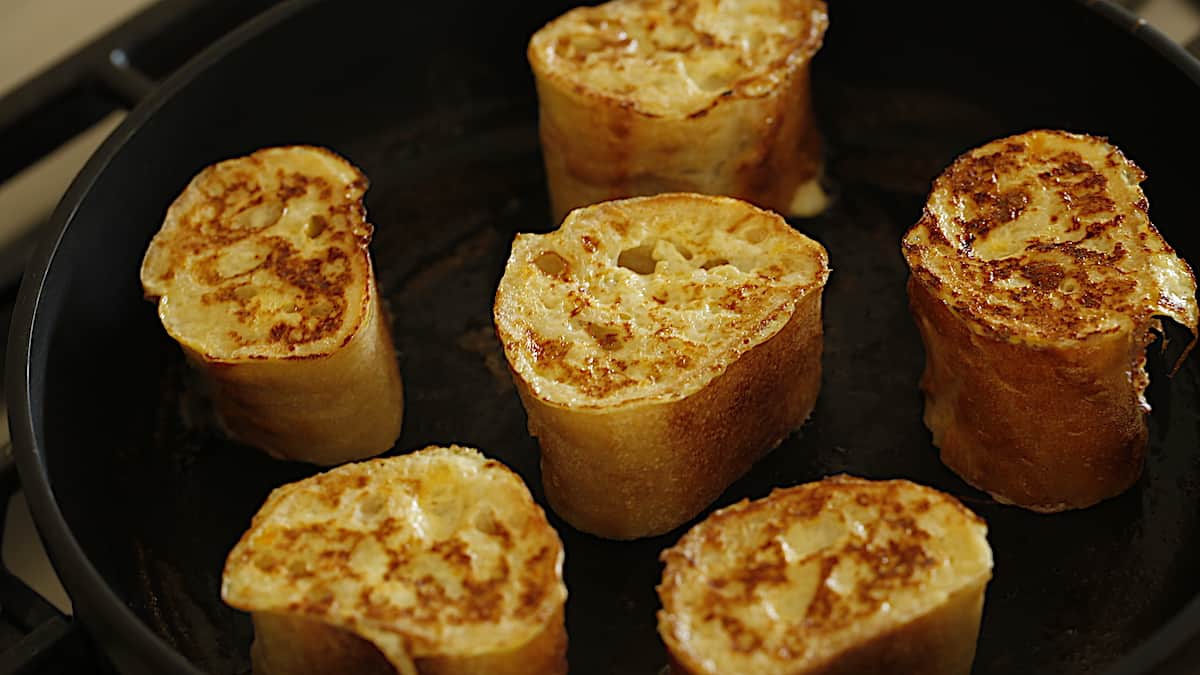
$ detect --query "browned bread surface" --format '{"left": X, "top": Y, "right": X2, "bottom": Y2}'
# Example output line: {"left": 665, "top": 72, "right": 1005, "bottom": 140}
{"left": 494, "top": 193, "right": 828, "bottom": 538}
{"left": 142, "top": 145, "right": 374, "bottom": 359}
{"left": 140, "top": 146, "right": 403, "bottom": 464}
{"left": 658, "top": 476, "right": 993, "bottom": 675}
{"left": 902, "top": 130, "right": 1198, "bottom": 511}
{"left": 528, "top": 0, "right": 829, "bottom": 221}
{"left": 222, "top": 445, "right": 568, "bottom": 675}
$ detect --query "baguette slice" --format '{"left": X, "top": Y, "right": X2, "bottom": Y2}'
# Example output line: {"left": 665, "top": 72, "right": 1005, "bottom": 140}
{"left": 902, "top": 130, "right": 1198, "bottom": 511}
{"left": 140, "top": 146, "right": 403, "bottom": 465}
{"left": 528, "top": 0, "right": 828, "bottom": 223}
{"left": 658, "top": 475, "right": 993, "bottom": 675}
{"left": 222, "top": 445, "right": 568, "bottom": 675}
{"left": 494, "top": 193, "right": 829, "bottom": 539}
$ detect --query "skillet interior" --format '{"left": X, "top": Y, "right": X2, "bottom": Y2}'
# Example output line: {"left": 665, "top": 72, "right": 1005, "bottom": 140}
{"left": 16, "top": 0, "right": 1200, "bottom": 673}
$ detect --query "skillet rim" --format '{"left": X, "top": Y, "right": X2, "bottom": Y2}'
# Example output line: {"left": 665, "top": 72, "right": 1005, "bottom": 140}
{"left": 6, "top": 0, "right": 1200, "bottom": 673}
{"left": 6, "top": 1, "right": 319, "bottom": 672}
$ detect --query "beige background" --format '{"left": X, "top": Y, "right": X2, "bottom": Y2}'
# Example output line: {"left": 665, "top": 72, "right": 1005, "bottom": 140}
{"left": 0, "top": 0, "right": 156, "bottom": 254}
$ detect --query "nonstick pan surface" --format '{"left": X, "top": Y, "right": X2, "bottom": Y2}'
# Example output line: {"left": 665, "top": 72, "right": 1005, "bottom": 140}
{"left": 10, "top": 1, "right": 1200, "bottom": 673}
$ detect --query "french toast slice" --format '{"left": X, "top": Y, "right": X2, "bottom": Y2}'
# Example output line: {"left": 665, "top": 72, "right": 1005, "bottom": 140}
{"left": 140, "top": 146, "right": 403, "bottom": 465}
{"left": 658, "top": 475, "right": 993, "bottom": 675}
{"left": 493, "top": 193, "right": 829, "bottom": 539}
{"left": 221, "top": 445, "right": 568, "bottom": 675}
{"left": 528, "top": 0, "right": 828, "bottom": 223}
{"left": 902, "top": 130, "right": 1198, "bottom": 512}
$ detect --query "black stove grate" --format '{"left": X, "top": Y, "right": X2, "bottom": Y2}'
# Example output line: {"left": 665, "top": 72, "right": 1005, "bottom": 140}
{"left": 0, "top": 445, "right": 100, "bottom": 675}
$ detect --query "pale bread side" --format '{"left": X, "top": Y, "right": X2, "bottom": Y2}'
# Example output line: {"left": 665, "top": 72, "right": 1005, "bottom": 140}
{"left": 494, "top": 193, "right": 828, "bottom": 538}
{"left": 222, "top": 446, "right": 568, "bottom": 675}
{"left": 528, "top": 0, "right": 828, "bottom": 222}
{"left": 140, "top": 146, "right": 403, "bottom": 464}
{"left": 902, "top": 130, "right": 1198, "bottom": 511}
{"left": 658, "top": 476, "right": 993, "bottom": 675}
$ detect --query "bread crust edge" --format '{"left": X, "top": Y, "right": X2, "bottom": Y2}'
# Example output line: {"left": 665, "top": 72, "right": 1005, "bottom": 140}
{"left": 194, "top": 282, "right": 404, "bottom": 465}
{"left": 530, "top": 45, "right": 823, "bottom": 223}
{"left": 248, "top": 604, "right": 567, "bottom": 675}
{"left": 909, "top": 277, "right": 1149, "bottom": 511}
{"left": 664, "top": 575, "right": 987, "bottom": 675}
{"left": 516, "top": 289, "right": 824, "bottom": 539}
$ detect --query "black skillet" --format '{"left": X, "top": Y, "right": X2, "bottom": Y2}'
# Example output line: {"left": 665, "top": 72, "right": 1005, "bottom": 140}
{"left": 9, "top": 0, "right": 1200, "bottom": 673}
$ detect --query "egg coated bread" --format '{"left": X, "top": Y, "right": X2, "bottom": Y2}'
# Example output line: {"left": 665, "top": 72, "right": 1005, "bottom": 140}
{"left": 222, "top": 445, "right": 568, "bottom": 675}
{"left": 494, "top": 193, "right": 829, "bottom": 539}
{"left": 903, "top": 130, "right": 1198, "bottom": 511}
{"left": 658, "top": 475, "right": 993, "bottom": 675}
{"left": 528, "top": 0, "right": 829, "bottom": 222}
{"left": 140, "top": 146, "right": 403, "bottom": 465}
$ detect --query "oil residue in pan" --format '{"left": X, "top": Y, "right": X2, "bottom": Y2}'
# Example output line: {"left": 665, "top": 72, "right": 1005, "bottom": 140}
{"left": 122, "top": 85, "right": 1200, "bottom": 675}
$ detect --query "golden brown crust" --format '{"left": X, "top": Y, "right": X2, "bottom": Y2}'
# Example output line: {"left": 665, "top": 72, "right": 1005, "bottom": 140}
{"left": 658, "top": 476, "right": 992, "bottom": 675}
{"left": 902, "top": 130, "right": 1198, "bottom": 511}
{"left": 196, "top": 286, "right": 404, "bottom": 465}
{"left": 140, "top": 146, "right": 403, "bottom": 464}
{"left": 495, "top": 193, "right": 829, "bottom": 409}
{"left": 249, "top": 606, "right": 567, "bottom": 675}
{"left": 902, "top": 130, "right": 1197, "bottom": 344}
{"left": 667, "top": 585, "right": 988, "bottom": 675}
{"left": 910, "top": 280, "right": 1150, "bottom": 511}
{"left": 249, "top": 612, "right": 396, "bottom": 675}
{"left": 417, "top": 605, "right": 567, "bottom": 675}
{"left": 520, "top": 290, "right": 822, "bottom": 539}
{"left": 141, "top": 145, "right": 375, "bottom": 360}
{"left": 528, "top": 0, "right": 826, "bottom": 118}
{"left": 222, "top": 446, "right": 567, "bottom": 675}
{"left": 494, "top": 194, "right": 828, "bottom": 538}
{"left": 528, "top": 0, "right": 828, "bottom": 221}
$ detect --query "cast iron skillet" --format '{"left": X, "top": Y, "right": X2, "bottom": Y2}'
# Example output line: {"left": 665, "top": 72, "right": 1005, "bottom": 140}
{"left": 10, "top": 0, "right": 1200, "bottom": 673}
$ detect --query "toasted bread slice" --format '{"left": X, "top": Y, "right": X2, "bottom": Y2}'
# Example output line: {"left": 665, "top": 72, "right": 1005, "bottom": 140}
{"left": 902, "top": 130, "right": 1198, "bottom": 511}
{"left": 528, "top": 0, "right": 829, "bottom": 223}
{"left": 658, "top": 475, "right": 993, "bottom": 675}
{"left": 140, "top": 146, "right": 403, "bottom": 465}
{"left": 494, "top": 193, "right": 829, "bottom": 539}
{"left": 222, "top": 445, "right": 568, "bottom": 675}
